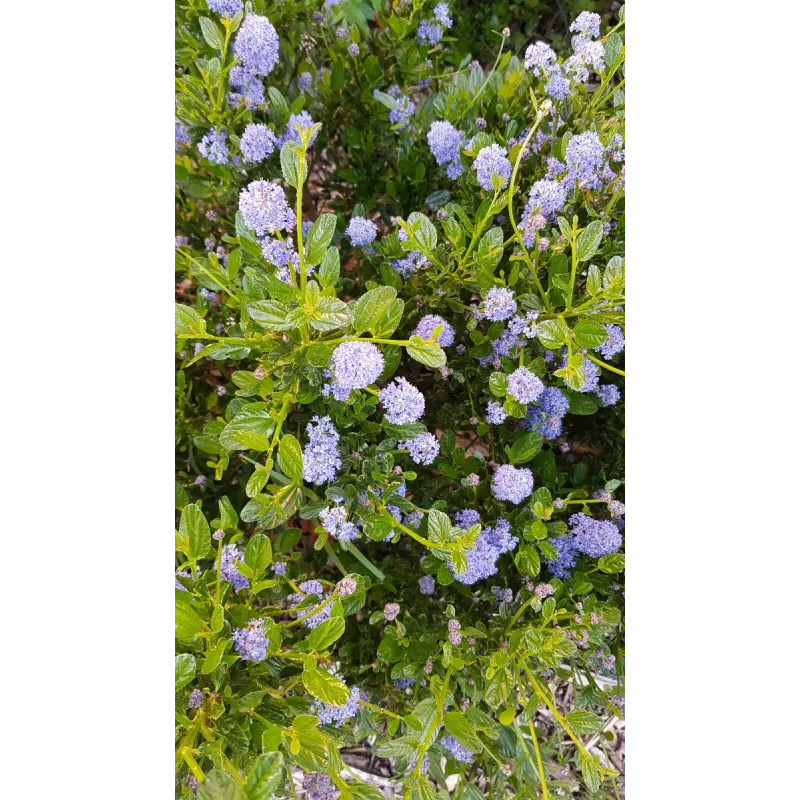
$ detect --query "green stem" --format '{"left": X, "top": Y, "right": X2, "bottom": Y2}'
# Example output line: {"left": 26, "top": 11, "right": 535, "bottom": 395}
{"left": 528, "top": 720, "right": 550, "bottom": 800}
{"left": 215, "top": 23, "right": 232, "bottom": 113}
{"left": 414, "top": 666, "right": 453, "bottom": 775}
{"left": 460, "top": 32, "right": 507, "bottom": 120}
{"left": 567, "top": 221, "right": 579, "bottom": 310}
{"left": 359, "top": 700, "right": 404, "bottom": 721}
{"left": 180, "top": 748, "right": 206, "bottom": 783}
{"left": 322, "top": 540, "right": 348, "bottom": 576}
{"left": 379, "top": 507, "right": 460, "bottom": 551}
{"left": 285, "top": 591, "right": 338, "bottom": 629}
{"left": 506, "top": 595, "right": 535, "bottom": 633}
{"left": 344, "top": 541, "right": 386, "bottom": 582}
{"left": 586, "top": 353, "right": 625, "bottom": 377}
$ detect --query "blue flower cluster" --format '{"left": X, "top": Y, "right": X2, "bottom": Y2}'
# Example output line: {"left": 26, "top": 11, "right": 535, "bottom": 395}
{"left": 448, "top": 518, "right": 517, "bottom": 585}
{"left": 417, "top": 19, "right": 444, "bottom": 46}
{"left": 473, "top": 144, "right": 512, "bottom": 191}
{"left": 400, "top": 432, "right": 440, "bottom": 465}
{"left": 419, "top": 575, "right": 436, "bottom": 595}
{"left": 441, "top": 735, "right": 474, "bottom": 764}
{"left": 315, "top": 684, "right": 361, "bottom": 726}
{"left": 198, "top": 129, "right": 229, "bottom": 164}
{"left": 546, "top": 511, "right": 623, "bottom": 577}
{"left": 232, "top": 619, "right": 268, "bottom": 661}
{"left": 240, "top": 123, "right": 276, "bottom": 163}
{"left": 389, "top": 96, "right": 415, "bottom": 130}
{"left": 492, "top": 464, "right": 534, "bottom": 504}
{"left": 302, "top": 774, "right": 337, "bottom": 800}
{"left": 524, "top": 385, "right": 570, "bottom": 439}
{"left": 175, "top": 119, "right": 191, "bottom": 151}
{"left": 427, "top": 121, "right": 463, "bottom": 177}
{"left": 276, "top": 111, "right": 319, "bottom": 149}
{"left": 346, "top": 216, "right": 378, "bottom": 246}
{"left": 298, "top": 71, "right": 313, "bottom": 91}
{"left": 380, "top": 377, "right": 425, "bottom": 424}
{"left": 228, "top": 66, "right": 264, "bottom": 109}
{"left": 486, "top": 400, "right": 507, "bottom": 425}
{"left": 329, "top": 341, "right": 385, "bottom": 400}
{"left": 221, "top": 543, "right": 248, "bottom": 590}
{"left": 302, "top": 415, "right": 341, "bottom": 485}
{"left": 239, "top": 180, "right": 294, "bottom": 236}
{"left": 482, "top": 287, "right": 517, "bottom": 321}
{"left": 412, "top": 314, "right": 455, "bottom": 347}
{"left": 207, "top": 0, "right": 242, "bottom": 18}
{"left": 507, "top": 367, "right": 544, "bottom": 404}
{"left": 319, "top": 505, "right": 358, "bottom": 541}
{"left": 394, "top": 677, "right": 415, "bottom": 690}
{"left": 289, "top": 580, "right": 332, "bottom": 629}
{"left": 233, "top": 14, "right": 279, "bottom": 76}
{"left": 597, "top": 324, "right": 625, "bottom": 359}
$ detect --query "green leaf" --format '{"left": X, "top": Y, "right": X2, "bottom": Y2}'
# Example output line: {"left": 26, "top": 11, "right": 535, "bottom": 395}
{"left": 181, "top": 503, "right": 211, "bottom": 561}
{"left": 175, "top": 304, "right": 209, "bottom": 339}
{"left": 198, "top": 770, "right": 244, "bottom": 800}
{"left": 202, "top": 638, "right": 228, "bottom": 674}
{"left": 514, "top": 545, "right": 541, "bottom": 578}
{"left": 302, "top": 662, "right": 350, "bottom": 705}
{"left": 577, "top": 750, "right": 601, "bottom": 793}
{"left": 536, "top": 318, "right": 570, "bottom": 350}
{"left": 175, "top": 654, "right": 196, "bottom": 690}
{"left": 573, "top": 320, "right": 607, "bottom": 349}
{"left": 405, "top": 211, "right": 437, "bottom": 251}
{"left": 219, "top": 415, "right": 275, "bottom": 451}
{"left": 245, "top": 753, "right": 285, "bottom": 800}
{"left": 308, "top": 296, "right": 351, "bottom": 332}
{"left": 484, "top": 666, "right": 512, "bottom": 709}
{"left": 319, "top": 246, "right": 340, "bottom": 286}
{"left": 247, "top": 300, "right": 294, "bottom": 330}
{"left": 475, "top": 227, "right": 504, "bottom": 271}
{"left": 245, "top": 534, "right": 273, "bottom": 578}
{"left": 598, "top": 553, "right": 625, "bottom": 573}
{"left": 278, "top": 434, "right": 303, "bottom": 482}
{"left": 567, "top": 392, "right": 598, "bottom": 416}
{"left": 575, "top": 221, "right": 604, "bottom": 262}
{"left": 353, "top": 286, "right": 397, "bottom": 334}
{"left": 508, "top": 432, "right": 543, "bottom": 464}
{"left": 280, "top": 142, "right": 301, "bottom": 188}
{"left": 199, "top": 17, "right": 224, "bottom": 50}
{"left": 586, "top": 265, "right": 602, "bottom": 295}
{"left": 604, "top": 33, "right": 624, "bottom": 69}
{"left": 406, "top": 335, "right": 446, "bottom": 368}
{"left": 565, "top": 709, "right": 604, "bottom": 735}
{"left": 371, "top": 298, "right": 404, "bottom": 338}
{"left": 175, "top": 594, "right": 204, "bottom": 640}
{"left": 308, "top": 616, "right": 346, "bottom": 652}
{"left": 489, "top": 371, "right": 508, "bottom": 397}
{"left": 443, "top": 711, "right": 484, "bottom": 753}
{"left": 211, "top": 604, "right": 224, "bottom": 633}
{"left": 305, "top": 214, "right": 337, "bottom": 266}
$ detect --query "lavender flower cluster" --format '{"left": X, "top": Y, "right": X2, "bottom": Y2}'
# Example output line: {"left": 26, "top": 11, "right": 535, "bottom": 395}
{"left": 302, "top": 415, "right": 341, "bottom": 485}
{"left": 448, "top": 516, "right": 518, "bottom": 585}
{"left": 546, "top": 512, "right": 623, "bottom": 577}
{"left": 288, "top": 579, "right": 332, "bottom": 629}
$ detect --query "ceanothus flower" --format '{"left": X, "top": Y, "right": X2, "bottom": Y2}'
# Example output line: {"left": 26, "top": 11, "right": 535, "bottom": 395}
{"left": 302, "top": 415, "right": 341, "bottom": 485}
{"left": 546, "top": 535, "right": 577, "bottom": 578}
{"left": 240, "top": 123, "right": 276, "bottom": 163}
{"left": 483, "top": 518, "right": 518, "bottom": 555}
{"left": 289, "top": 579, "right": 332, "bottom": 629}
{"left": 412, "top": 314, "right": 455, "bottom": 347}
{"left": 401, "top": 433, "right": 440, "bottom": 465}
{"left": 276, "top": 111, "right": 319, "bottom": 148}
{"left": 419, "top": 575, "right": 436, "bottom": 595}
{"left": 389, "top": 96, "right": 415, "bottom": 130}
{"left": 446, "top": 160, "right": 464, "bottom": 179}
{"left": 473, "top": 144, "right": 511, "bottom": 190}
{"left": 228, "top": 66, "right": 264, "bottom": 109}
{"left": 545, "top": 69, "right": 572, "bottom": 100}
{"left": 298, "top": 71, "right": 313, "bottom": 90}
{"left": 427, "top": 121, "right": 463, "bottom": 166}
{"left": 434, "top": 3, "right": 452, "bottom": 27}
{"left": 273, "top": 562, "right": 287, "bottom": 575}
{"left": 596, "top": 324, "right": 625, "bottom": 359}
{"left": 566, "top": 131, "right": 606, "bottom": 187}
{"left": 391, "top": 251, "right": 427, "bottom": 278}
{"left": 315, "top": 684, "right": 360, "bottom": 726}
{"left": 232, "top": 619, "right": 268, "bottom": 661}
{"left": 348, "top": 42, "right": 360, "bottom": 57}
{"left": 303, "top": 773, "right": 336, "bottom": 800}
{"left": 454, "top": 509, "right": 480, "bottom": 528}
{"left": 346, "top": 217, "right": 378, "bottom": 246}
{"left": 329, "top": 342, "right": 385, "bottom": 400}
{"left": 188, "top": 689, "right": 203, "bottom": 709}
{"left": 492, "top": 464, "right": 534, "bottom": 504}
{"left": 261, "top": 235, "right": 298, "bottom": 268}
{"left": 380, "top": 377, "right": 425, "bottom": 424}
{"left": 198, "top": 129, "right": 230, "bottom": 164}
{"left": 221, "top": 544, "right": 248, "bottom": 590}
{"left": 570, "top": 11, "right": 601, "bottom": 38}
{"left": 207, "top": 0, "right": 242, "bottom": 17}
{"left": 417, "top": 19, "right": 444, "bottom": 45}
{"left": 239, "top": 180, "right": 294, "bottom": 236}
{"left": 569, "top": 512, "right": 623, "bottom": 557}
{"left": 233, "top": 14, "right": 279, "bottom": 76}
{"left": 175, "top": 119, "right": 191, "bottom": 151}
{"left": 175, "top": 570, "right": 192, "bottom": 591}
{"left": 540, "top": 386, "right": 570, "bottom": 417}
{"left": 394, "top": 677, "right": 415, "bottom": 690}
{"left": 572, "top": 35, "right": 606, "bottom": 73}
{"left": 596, "top": 384, "right": 621, "bottom": 406}
{"left": 526, "top": 179, "right": 568, "bottom": 218}
{"left": 483, "top": 287, "right": 517, "bottom": 321}
{"left": 580, "top": 358, "right": 600, "bottom": 393}
{"left": 486, "top": 400, "right": 507, "bottom": 425}
{"left": 319, "top": 506, "right": 358, "bottom": 542}
{"left": 524, "top": 41, "right": 557, "bottom": 75}
{"left": 441, "top": 735, "right": 474, "bottom": 764}
{"left": 507, "top": 367, "right": 544, "bottom": 404}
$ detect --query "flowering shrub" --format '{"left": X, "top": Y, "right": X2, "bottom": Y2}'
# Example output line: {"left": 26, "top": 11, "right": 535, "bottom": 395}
{"left": 176, "top": 2, "right": 624, "bottom": 798}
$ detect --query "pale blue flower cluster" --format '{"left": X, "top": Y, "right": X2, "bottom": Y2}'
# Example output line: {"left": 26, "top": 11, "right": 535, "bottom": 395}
{"left": 380, "top": 377, "right": 425, "bottom": 424}
{"left": 427, "top": 121, "right": 463, "bottom": 175}
{"left": 315, "top": 684, "right": 360, "bottom": 726}
{"left": 289, "top": 580, "right": 332, "bottom": 629}
{"left": 454, "top": 509, "right": 480, "bottom": 528}
{"left": 507, "top": 367, "right": 544, "bottom": 404}
{"left": 525, "top": 386, "right": 570, "bottom": 440}
{"left": 389, "top": 96, "right": 415, "bottom": 130}
{"left": 239, "top": 180, "right": 294, "bottom": 236}
{"left": 417, "top": 19, "right": 444, "bottom": 45}
{"left": 233, "top": 14, "right": 279, "bottom": 76}
{"left": 188, "top": 688, "right": 203, "bottom": 708}
{"left": 434, "top": 3, "right": 452, "bottom": 27}
{"left": 441, "top": 735, "right": 474, "bottom": 763}
{"left": 401, "top": 432, "right": 440, "bottom": 465}
{"left": 596, "top": 384, "right": 621, "bottom": 407}
{"left": 412, "top": 314, "right": 455, "bottom": 347}
{"left": 221, "top": 543, "right": 249, "bottom": 590}
{"left": 419, "top": 575, "right": 436, "bottom": 595}
{"left": 492, "top": 464, "right": 534, "bottom": 504}
{"left": 348, "top": 43, "right": 360, "bottom": 57}
{"left": 319, "top": 506, "right": 358, "bottom": 541}
{"left": 546, "top": 511, "right": 623, "bottom": 577}
{"left": 302, "top": 415, "right": 341, "bottom": 485}
{"left": 276, "top": 111, "right": 319, "bottom": 149}
{"left": 570, "top": 11, "right": 601, "bottom": 38}
{"left": 394, "top": 677, "right": 415, "bottom": 690}
{"left": 482, "top": 287, "right": 517, "bottom": 321}
{"left": 448, "top": 518, "right": 517, "bottom": 585}
{"left": 391, "top": 251, "right": 427, "bottom": 279}
{"left": 524, "top": 42, "right": 557, "bottom": 76}
{"left": 198, "top": 129, "right": 230, "bottom": 164}
{"left": 474, "top": 144, "right": 511, "bottom": 190}
{"left": 240, "top": 123, "right": 276, "bottom": 163}
{"left": 298, "top": 71, "right": 313, "bottom": 90}
{"left": 228, "top": 65, "right": 264, "bottom": 109}
{"left": 566, "top": 131, "right": 606, "bottom": 188}
{"left": 303, "top": 774, "right": 336, "bottom": 800}
{"left": 329, "top": 342, "right": 385, "bottom": 400}
{"left": 175, "top": 119, "right": 191, "bottom": 151}
{"left": 486, "top": 400, "right": 507, "bottom": 425}
{"left": 207, "top": 0, "right": 242, "bottom": 17}
{"left": 346, "top": 217, "right": 378, "bottom": 246}
{"left": 232, "top": 619, "right": 268, "bottom": 661}
{"left": 596, "top": 324, "right": 625, "bottom": 359}
{"left": 261, "top": 235, "right": 298, "bottom": 268}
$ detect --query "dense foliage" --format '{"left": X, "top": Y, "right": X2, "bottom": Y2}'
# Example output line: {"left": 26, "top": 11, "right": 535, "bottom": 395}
{"left": 175, "top": 1, "right": 625, "bottom": 798}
